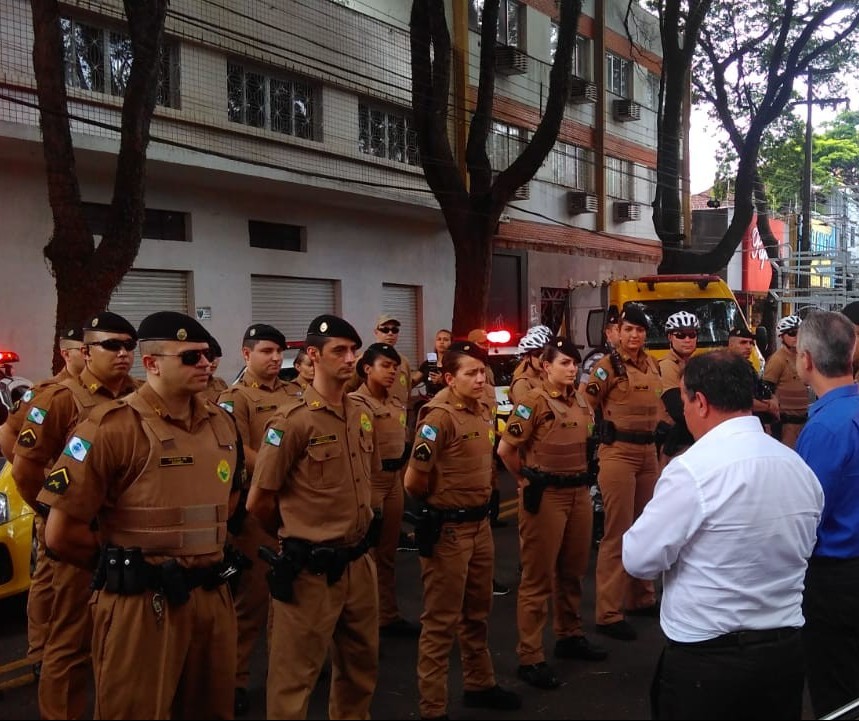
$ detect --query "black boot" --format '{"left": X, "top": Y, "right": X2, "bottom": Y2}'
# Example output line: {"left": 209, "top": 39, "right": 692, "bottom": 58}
{"left": 489, "top": 488, "right": 508, "bottom": 528}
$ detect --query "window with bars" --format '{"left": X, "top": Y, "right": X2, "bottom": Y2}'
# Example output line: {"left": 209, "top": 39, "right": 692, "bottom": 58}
{"left": 646, "top": 72, "right": 660, "bottom": 110}
{"left": 550, "top": 142, "right": 594, "bottom": 192}
{"left": 227, "top": 62, "right": 317, "bottom": 140}
{"left": 549, "top": 26, "right": 590, "bottom": 79}
{"left": 606, "top": 156, "right": 633, "bottom": 199}
{"left": 468, "top": 0, "right": 524, "bottom": 48}
{"left": 605, "top": 52, "right": 631, "bottom": 98}
{"left": 61, "top": 17, "right": 179, "bottom": 108}
{"left": 358, "top": 103, "right": 419, "bottom": 166}
{"left": 488, "top": 121, "right": 527, "bottom": 171}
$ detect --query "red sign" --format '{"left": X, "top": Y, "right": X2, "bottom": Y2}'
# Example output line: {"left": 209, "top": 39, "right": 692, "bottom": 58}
{"left": 742, "top": 215, "right": 774, "bottom": 292}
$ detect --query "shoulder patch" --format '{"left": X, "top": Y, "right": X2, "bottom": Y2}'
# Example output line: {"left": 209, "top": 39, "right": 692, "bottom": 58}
{"left": 412, "top": 441, "right": 432, "bottom": 462}
{"left": 26, "top": 406, "right": 48, "bottom": 425}
{"left": 17, "top": 428, "right": 37, "bottom": 448}
{"left": 360, "top": 413, "right": 373, "bottom": 433}
{"left": 594, "top": 367, "right": 608, "bottom": 381}
{"left": 586, "top": 383, "right": 600, "bottom": 396}
{"left": 62, "top": 435, "right": 92, "bottom": 462}
{"left": 44, "top": 467, "right": 71, "bottom": 495}
{"left": 507, "top": 421, "right": 523, "bottom": 437}
{"left": 418, "top": 424, "right": 438, "bottom": 442}
{"left": 264, "top": 428, "right": 284, "bottom": 447}
{"left": 219, "top": 400, "right": 234, "bottom": 413}
{"left": 514, "top": 404, "right": 532, "bottom": 420}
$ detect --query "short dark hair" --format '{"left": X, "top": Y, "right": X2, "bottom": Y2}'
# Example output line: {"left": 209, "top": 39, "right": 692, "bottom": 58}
{"left": 358, "top": 344, "right": 401, "bottom": 379}
{"left": 682, "top": 350, "right": 754, "bottom": 412}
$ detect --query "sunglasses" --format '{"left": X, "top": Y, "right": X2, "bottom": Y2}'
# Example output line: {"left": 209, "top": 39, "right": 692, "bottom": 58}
{"left": 783, "top": 329, "right": 798, "bottom": 337}
{"left": 87, "top": 339, "right": 137, "bottom": 352}
{"left": 151, "top": 348, "right": 216, "bottom": 365}
{"left": 377, "top": 326, "right": 400, "bottom": 334}
{"left": 671, "top": 331, "right": 698, "bottom": 340}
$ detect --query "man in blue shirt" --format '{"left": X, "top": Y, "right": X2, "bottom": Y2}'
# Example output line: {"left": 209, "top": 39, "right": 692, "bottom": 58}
{"left": 795, "top": 309, "right": 859, "bottom": 718}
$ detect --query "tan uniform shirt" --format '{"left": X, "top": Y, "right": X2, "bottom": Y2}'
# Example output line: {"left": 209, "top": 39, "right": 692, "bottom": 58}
{"left": 509, "top": 359, "right": 543, "bottom": 406}
{"left": 348, "top": 384, "right": 407, "bottom": 462}
{"left": 217, "top": 369, "right": 294, "bottom": 454}
{"left": 585, "top": 350, "right": 662, "bottom": 433}
{"left": 284, "top": 378, "right": 309, "bottom": 399}
{"left": 763, "top": 346, "right": 810, "bottom": 415}
{"left": 252, "top": 385, "right": 379, "bottom": 545}
{"left": 3, "top": 368, "right": 74, "bottom": 441}
{"left": 199, "top": 375, "right": 228, "bottom": 404}
{"left": 658, "top": 349, "right": 686, "bottom": 393}
{"left": 347, "top": 352, "right": 413, "bottom": 406}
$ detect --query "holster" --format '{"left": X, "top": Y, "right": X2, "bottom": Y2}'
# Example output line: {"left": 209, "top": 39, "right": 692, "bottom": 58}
{"left": 366, "top": 508, "right": 384, "bottom": 548}
{"left": 413, "top": 505, "right": 443, "bottom": 558}
{"left": 520, "top": 467, "right": 548, "bottom": 514}
{"left": 599, "top": 419, "right": 617, "bottom": 445}
{"left": 216, "top": 543, "right": 253, "bottom": 594}
{"left": 259, "top": 544, "right": 301, "bottom": 604}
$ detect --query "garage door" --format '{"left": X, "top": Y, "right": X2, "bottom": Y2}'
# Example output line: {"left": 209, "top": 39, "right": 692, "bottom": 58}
{"left": 251, "top": 275, "right": 336, "bottom": 341}
{"left": 108, "top": 269, "right": 190, "bottom": 378}
{"left": 382, "top": 283, "right": 419, "bottom": 363}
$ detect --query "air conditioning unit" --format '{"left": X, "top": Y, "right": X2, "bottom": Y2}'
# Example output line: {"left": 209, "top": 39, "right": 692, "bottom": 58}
{"left": 613, "top": 98, "right": 641, "bottom": 122}
{"left": 496, "top": 45, "right": 528, "bottom": 76}
{"left": 512, "top": 183, "right": 530, "bottom": 201}
{"left": 568, "top": 76, "right": 598, "bottom": 104}
{"left": 613, "top": 200, "right": 641, "bottom": 222}
{"left": 567, "top": 190, "right": 598, "bottom": 214}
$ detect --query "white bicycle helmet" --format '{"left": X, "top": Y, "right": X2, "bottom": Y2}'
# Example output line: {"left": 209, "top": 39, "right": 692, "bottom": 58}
{"left": 777, "top": 315, "right": 801, "bottom": 335}
{"left": 518, "top": 325, "right": 553, "bottom": 354}
{"left": 664, "top": 311, "right": 700, "bottom": 333}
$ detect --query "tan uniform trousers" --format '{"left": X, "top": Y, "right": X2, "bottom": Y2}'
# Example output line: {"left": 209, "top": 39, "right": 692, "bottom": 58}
{"left": 231, "top": 513, "right": 276, "bottom": 687}
{"left": 268, "top": 554, "right": 378, "bottom": 720}
{"left": 517, "top": 485, "right": 593, "bottom": 665}
{"left": 595, "top": 441, "right": 659, "bottom": 625}
{"left": 91, "top": 584, "right": 236, "bottom": 719}
{"left": 370, "top": 467, "right": 405, "bottom": 626}
{"left": 780, "top": 421, "right": 805, "bottom": 450}
{"left": 39, "top": 559, "right": 93, "bottom": 720}
{"left": 27, "top": 514, "right": 53, "bottom": 661}
{"left": 418, "top": 520, "right": 496, "bottom": 719}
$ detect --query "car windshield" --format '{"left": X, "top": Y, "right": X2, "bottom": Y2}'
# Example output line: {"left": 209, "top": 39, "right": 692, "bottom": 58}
{"left": 486, "top": 352, "right": 520, "bottom": 386}
{"left": 635, "top": 299, "right": 747, "bottom": 350}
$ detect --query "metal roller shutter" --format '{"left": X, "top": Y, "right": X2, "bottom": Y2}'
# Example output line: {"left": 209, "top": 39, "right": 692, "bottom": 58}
{"left": 251, "top": 275, "right": 336, "bottom": 340}
{"left": 108, "top": 269, "right": 190, "bottom": 378}
{"left": 382, "top": 283, "right": 419, "bottom": 363}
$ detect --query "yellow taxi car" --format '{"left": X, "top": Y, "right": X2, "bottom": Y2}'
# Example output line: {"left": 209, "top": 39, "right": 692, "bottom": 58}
{"left": 0, "top": 457, "right": 35, "bottom": 599}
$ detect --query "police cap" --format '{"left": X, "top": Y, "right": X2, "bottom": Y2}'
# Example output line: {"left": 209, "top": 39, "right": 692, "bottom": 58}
{"left": 549, "top": 337, "right": 582, "bottom": 363}
{"left": 841, "top": 301, "right": 859, "bottom": 325}
{"left": 208, "top": 335, "right": 223, "bottom": 358}
{"left": 447, "top": 340, "right": 488, "bottom": 365}
{"left": 60, "top": 326, "right": 84, "bottom": 342}
{"left": 85, "top": 311, "right": 138, "bottom": 340}
{"left": 243, "top": 323, "right": 286, "bottom": 349}
{"left": 728, "top": 326, "right": 754, "bottom": 340}
{"left": 357, "top": 343, "right": 401, "bottom": 379}
{"left": 137, "top": 311, "right": 210, "bottom": 343}
{"left": 620, "top": 303, "right": 649, "bottom": 330}
{"left": 306, "top": 314, "right": 362, "bottom": 348}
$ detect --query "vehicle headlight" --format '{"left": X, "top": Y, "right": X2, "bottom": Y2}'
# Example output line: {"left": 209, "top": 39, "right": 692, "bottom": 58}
{"left": 0, "top": 492, "right": 8, "bottom": 524}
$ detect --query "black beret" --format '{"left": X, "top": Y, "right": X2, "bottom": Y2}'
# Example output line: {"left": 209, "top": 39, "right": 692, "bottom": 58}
{"left": 728, "top": 326, "right": 754, "bottom": 340}
{"left": 306, "top": 314, "right": 362, "bottom": 348}
{"left": 137, "top": 311, "right": 210, "bottom": 343}
{"left": 60, "top": 325, "right": 84, "bottom": 342}
{"left": 208, "top": 335, "right": 223, "bottom": 358}
{"left": 841, "top": 301, "right": 859, "bottom": 325}
{"left": 85, "top": 311, "right": 138, "bottom": 340}
{"left": 620, "top": 303, "right": 650, "bottom": 330}
{"left": 550, "top": 337, "right": 582, "bottom": 363}
{"left": 357, "top": 343, "right": 401, "bottom": 378}
{"left": 243, "top": 323, "right": 286, "bottom": 349}
{"left": 447, "top": 340, "right": 488, "bottom": 364}
{"left": 605, "top": 305, "right": 620, "bottom": 326}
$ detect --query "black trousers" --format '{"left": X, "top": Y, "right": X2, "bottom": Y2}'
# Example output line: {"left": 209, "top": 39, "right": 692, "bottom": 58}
{"left": 803, "top": 556, "right": 859, "bottom": 718}
{"left": 650, "top": 629, "right": 804, "bottom": 720}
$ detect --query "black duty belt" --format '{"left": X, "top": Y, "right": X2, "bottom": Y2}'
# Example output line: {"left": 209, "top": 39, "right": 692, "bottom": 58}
{"left": 543, "top": 472, "right": 592, "bottom": 488}
{"left": 614, "top": 429, "right": 656, "bottom": 445}
{"left": 433, "top": 502, "right": 492, "bottom": 524}
{"left": 781, "top": 414, "right": 808, "bottom": 424}
{"left": 669, "top": 626, "right": 798, "bottom": 649}
{"left": 381, "top": 457, "right": 407, "bottom": 472}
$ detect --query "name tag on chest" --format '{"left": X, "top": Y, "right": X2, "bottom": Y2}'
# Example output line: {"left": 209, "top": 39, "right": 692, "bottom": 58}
{"left": 309, "top": 434, "right": 338, "bottom": 446}
{"left": 256, "top": 404, "right": 278, "bottom": 412}
{"left": 460, "top": 431, "right": 481, "bottom": 441}
{"left": 160, "top": 456, "right": 194, "bottom": 467}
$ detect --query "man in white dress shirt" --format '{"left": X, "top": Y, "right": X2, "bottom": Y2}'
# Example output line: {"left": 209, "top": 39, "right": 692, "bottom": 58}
{"left": 623, "top": 350, "right": 823, "bottom": 720}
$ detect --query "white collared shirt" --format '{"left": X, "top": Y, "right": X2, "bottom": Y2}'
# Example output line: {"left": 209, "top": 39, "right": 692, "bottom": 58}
{"left": 623, "top": 415, "right": 824, "bottom": 642}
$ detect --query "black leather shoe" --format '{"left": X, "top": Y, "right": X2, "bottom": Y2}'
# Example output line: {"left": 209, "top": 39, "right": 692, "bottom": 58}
{"left": 554, "top": 635, "right": 608, "bottom": 661}
{"left": 234, "top": 687, "right": 250, "bottom": 717}
{"left": 626, "top": 603, "right": 660, "bottom": 618}
{"left": 379, "top": 617, "right": 422, "bottom": 638}
{"left": 492, "top": 579, "right": 511, "bottom": 596}
{"left": 517, "top": 661, "right": 560, "bottom": 689}
{"left": 462, "top": 684, "right": 522, "bottom": 710}
{"left": 595, "top": 620, "right": 638, "bottom": 641}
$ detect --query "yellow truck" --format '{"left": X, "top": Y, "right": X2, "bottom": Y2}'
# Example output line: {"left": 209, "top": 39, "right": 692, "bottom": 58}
{"left": 571, "top": 274, "right": 766, "bottom": 371}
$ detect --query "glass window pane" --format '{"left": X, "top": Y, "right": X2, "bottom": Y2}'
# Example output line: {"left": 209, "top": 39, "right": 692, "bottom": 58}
{"left": 469, "top": 0, "right": 482, "bottom": 31}
{"left": 293, "top": 81, "right": 313, "bottom": 140}
{"left": 109, "top": 31, "right": 132, "bottom": 97}
{"left": 358, "top": 103, "right": 370, "bottom": 154}
{"left": 370, "top": 108, "right": 387, "bottom": 158}
{"left": 388, "top": 114, "right": 405, "bottom": 162}
{"left": 549, "top": 22, "right": 558, "bottom": 61}
{"left": 506, "top": 1, "right": 519, "bottom": 47}
{"left": 67, "top": 20, "right": 105, "bottom": 93}
{"left": 227, "top": 62, "right": 244, "bottom": 123}
{"left": 270, "top": 78, "right": 292, "bottom": 135}
{"left": 245, "top": 72, "right": 266, "bottom": 128}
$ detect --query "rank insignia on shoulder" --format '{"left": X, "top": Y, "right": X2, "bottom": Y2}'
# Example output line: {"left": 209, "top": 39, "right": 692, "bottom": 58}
{"left": 507, "top": 421, "right": 523, "bottom": 437}
{"left": 413, "top": 442, "right": 432, "bottom": 462}
{"left": 586, "top": 383, "right": 600, "bottom": 396}
{"left": 218, "top": 401, "right": 234, "bottom": 413}
{"left": 514, "top": 404, "right": 532, "bottom": 420}
{"left": 264, "top": 428, "right": 284, "bottom": 447}
{"left": 594, "top": 367, "right": 608, "bottom": 381}
{"left": 27, "top": 406, "right": 47, "bottom": 425}
{"left": 419, "top": 424, "right": 438, "bottom": 442}
{"left": 17, "top": 428, "right": 37, "bottom": 448}
{"left": 44, "top": 467, "right": 71, "bottom": 494}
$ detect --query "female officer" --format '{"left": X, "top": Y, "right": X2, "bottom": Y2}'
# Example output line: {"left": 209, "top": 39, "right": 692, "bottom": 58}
{"left": 285, "top": 348, "right": 314, "bottom": 397}
{"left": 508, "top": 325, "right": 552, "bottom": 405}
{"left": 349, "top": 343, "right": 420, "bottom": 638}
{"left": 404, "top": 341, "right": 521, "bottom": 721}
{"left": 498, "top": 338, "right": 607, "bottom": 691}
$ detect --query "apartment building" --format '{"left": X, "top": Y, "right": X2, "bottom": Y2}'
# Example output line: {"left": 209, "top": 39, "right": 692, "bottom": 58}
{"left": 0, "top": 0, "right": 663, "bottom": 381}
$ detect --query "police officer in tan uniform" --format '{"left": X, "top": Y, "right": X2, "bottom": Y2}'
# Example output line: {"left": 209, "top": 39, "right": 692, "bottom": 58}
{"left": 200, "top": 335, "right": 229, "bottom": 403}
{"left": 658, "top": 311, "right": 700, "bottom": 462}
{"left": 41, "top": 311, "right": 242, "bottom": 719}
{"left": 248, "top": 314, "right": 381, "bottom": 720}
{"left": 0, "top": 325, "right": 85, "bottom": 678}
{"left": 217, "top": 322, "right": 293, "bottom": 716}
{"left": 285, "top": 348, "right": 314, "bottom": 397}
{"left": 405, "top": 341, "right": 521, "bottom": 720}
{"left": 498, "top": 338, "right": 607, "bottom": 691}
{"left": 349, "top": 343, "right": 419, "bottom": 637}
{"left": 763, "top": 315, "right": 809, "bottom": 449}
{"left": 508, "top": 325, "right": 552, "bottom": 405}
{"left": 13, "top": 311, "right": 137, "bottom": 720}
{"left": 584, "top": 303, "right": 661, "bottom": 642}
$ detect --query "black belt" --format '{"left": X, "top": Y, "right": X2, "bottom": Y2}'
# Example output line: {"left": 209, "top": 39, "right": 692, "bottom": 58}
{"left": 781, "top": 414, "right": 808, "bottom": 424}
{"left": 614, "top": 429, "right": 656, "bottom": 445}
{"left": 543, "top": 472, "right": 592, "bottom": 488}
{"left": 669, "top": 626, "right": 798, "bottom": 649}
{"left": 381, "top": 457, "right": 407, "bottom": 472}
{"left": 434, "top": 503, "right": 492, "bottom": 523}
